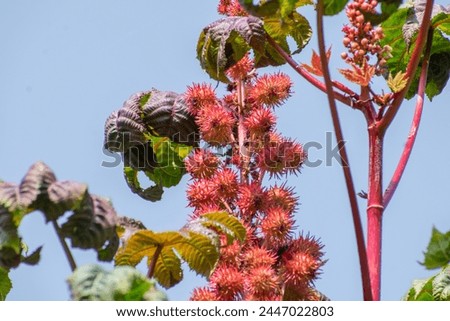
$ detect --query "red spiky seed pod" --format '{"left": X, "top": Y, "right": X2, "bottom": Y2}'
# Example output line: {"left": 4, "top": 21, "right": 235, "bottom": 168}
{"left": 226, "top": 53, "right": 254, "bottom": 81}
{"left": 289, "top": 234, "right": 324, "bottom": 260}
{"left": 190, "top": 287, "right": 218, "bottom": 301}
{"left": 185, "top": 149, "right": 220, "bottom": 179}
{"left": 260, "top": 206, "right": 295, "bottom": 248}
{"left": 220, "top": 239, "right": 241, "bottom": 267}
{"left": 185, "top": 83, "right": 218, "bottom": 116}
{"left": 237, "top": 182, "right": 267, "bottom": 219}
{"left": 210, "top": 265, "right": 245, "bottom": 300}
{"left": 258, "top": 136, "right": 305, "bottom": 178}
{"left": 281, "top": 248, "right": 323, "bottom": 286}
{"left": 242, "top": 246, "right": 276, "bottom": 269}
{"left": 266, "top": 184, "right": 298, "bottom": 214}
{"left": 196, "top": 104, "right": 235, "bottom": 145}
{"left": 249, "top": 73, "right": 292, "bottom": 108}
{"left": 186, "top": 178, "right": 217, "bottom": 208}
{"left": 243, "top": 107, "right": 277, "bottom": 137}
{"left": 212, "top": 168, "right": 239, "bottom": 200}
{"left": 245, "top": 266, "right": 281, "bottom": 300}
{"left": 217, "top": 0, "right": 247, "bottom": 16}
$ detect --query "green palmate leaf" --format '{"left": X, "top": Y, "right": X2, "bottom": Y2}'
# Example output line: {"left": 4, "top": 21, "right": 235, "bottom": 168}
{"left": 0, "top": 267, "right": 11, "bottom": 301}
{"left": 363, "top": 0, "right": 402, "bottom": 25}
{"left": 123, "top": 166, "right": 164, "bottom": 202}
{"left": 0, "top": 162, "right": 56, "bottom": 222}
{"left": 323, "top": 0, "right": 348, "bottom": 16}
{"left": 421, "top": 227, "right": 450, "bottom": 269}
{"left": 198, "top": 211, "right": 247, "bottom": 243}
{"left": 404, "top": 277, "right": 435, "bottom": 301}
{"left": 173, "top": 232, "right": 219, "bottom": 278}
{"left": 115, "top": 230, "right": 186, "bottom": 288}
{"left": 21, "top": 245, "right": 42, "bottom": 266}
{"left": 0, "top": 207, "right": 21, "bottom": 269}
{"left": 432, "top": 265, "right": 450, "bottom": 300}
{"left": 115, "top": 213, "right": 246, "bottom": 288}
{"left": 105, "top": 89, "right": 197, "bottom": 201}
{"left": 145, "top": 136, "right": 192, "bottom": 188}
{"left": 381, "top": 7, "right": 450, "bottom": 100}
{"left": 197, "top": 16, "right": 266, "bottom": 82}
{"left": 68, "top": 264, "right": 167, "bottom": 301}
{"left": 238, "top": 0, "right": 312, "bottom": 18}
{"left": 433, "top": 11, "right": 450, "bottom": 35}
{"left": 61, "top": 195, "right": 119, "bottom": 262}
{"left": 259, "top": 11, "right": 312, "bottom": 65}
{"left": 405, "top": 265, "right": 450, "bottom": 301}
{"left": 43, "top": 180, "right": 88, "bottom": 221}
{"left": 238, "top": 0, "right": 280, "bottom": 18}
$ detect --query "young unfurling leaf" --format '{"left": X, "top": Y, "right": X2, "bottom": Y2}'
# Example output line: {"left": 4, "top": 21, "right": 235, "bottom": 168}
{"left": 301, "top": 47, "right": 332, "bottom": 77}
{"left": 387, "top": 71, "right": 408, "bottom": 93}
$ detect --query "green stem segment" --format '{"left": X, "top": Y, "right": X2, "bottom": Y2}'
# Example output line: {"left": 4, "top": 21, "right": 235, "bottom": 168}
{"left": 52, "top": 220, "right": 77, "bottom": 272}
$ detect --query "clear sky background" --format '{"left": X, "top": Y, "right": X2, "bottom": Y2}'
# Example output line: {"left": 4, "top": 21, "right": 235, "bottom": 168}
{"left": 1, "top": 0, "right": 449, "bottom": 301}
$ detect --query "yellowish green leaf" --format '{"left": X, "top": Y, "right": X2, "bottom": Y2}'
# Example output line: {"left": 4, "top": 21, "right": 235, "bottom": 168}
{"left": 387, "top": 71, "right": 409, "bottom": 93}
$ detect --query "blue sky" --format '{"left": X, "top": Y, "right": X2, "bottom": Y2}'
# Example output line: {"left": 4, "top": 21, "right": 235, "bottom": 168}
{"left": 1, "top": 0, "right": 449, "bottom": 301}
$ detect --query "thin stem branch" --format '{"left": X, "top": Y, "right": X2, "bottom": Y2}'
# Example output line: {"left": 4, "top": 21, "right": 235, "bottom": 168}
{"left": 52, "top": 220, "right": 77, "bottom": 272}
{"left": 237, "top": 79, "right": 249, "bottom": 184}
{"left": 265, "top": 35, "right": 356, "bottom": 108}
{"left": 378, "top": 0, "right": 434, "bottom": 133}
{"left": 147, "top": 245, "right": 163, "bottom": 279}
{"left": 383, "top": 28, "right": 433, "bottom": 208}
{"left": 316, "top": 0, "right": 373, "bottom": 301}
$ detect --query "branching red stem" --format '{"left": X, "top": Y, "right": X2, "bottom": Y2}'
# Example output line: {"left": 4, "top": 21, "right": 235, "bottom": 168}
{"left": 265, "top": 35, "right": 356, "bottom": 108}
{"left": 379, "top": 0, "right": 435, "bottom": 133}
{"left": 383, "top": 28, "right": 434, "bottom": 208}
{"left": 317, "top": 0, "right": 372, "bottom": 301}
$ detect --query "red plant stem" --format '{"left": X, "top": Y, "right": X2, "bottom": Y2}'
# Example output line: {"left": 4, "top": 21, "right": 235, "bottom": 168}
{"left": 147, "top": 245, "right": 163, "bottom": 279}
{"left": 316, "top": 0, "right": 372, "bottom": 301}
{"left": 379, "top": 0, "right": 434, "bottom": 133}
{"left": 236, "top": 79, "right": 249, "bottom": 184}
{"left": 265, "top": 35, "right": 356, "bottom": 108}
{"left": 52, "top": 220, "right": 77, "bottom": 272}
{"left": 366, "top": 127, "right": 384, "bottom": 301}
{"left": 383, "top": 28, "right": 433, "bottom": 208}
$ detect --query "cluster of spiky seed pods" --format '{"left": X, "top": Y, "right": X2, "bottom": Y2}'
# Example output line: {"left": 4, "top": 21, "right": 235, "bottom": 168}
{"left": 183, "top": 45, "right": 325, "bottom": 299}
